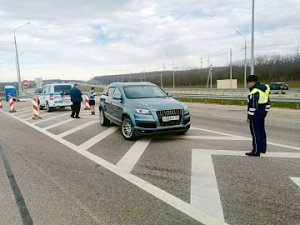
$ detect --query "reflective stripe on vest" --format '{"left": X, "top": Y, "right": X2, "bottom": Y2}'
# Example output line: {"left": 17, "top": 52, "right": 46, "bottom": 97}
{"left": 248, "top": 84, "right": 270, "bottom": 104}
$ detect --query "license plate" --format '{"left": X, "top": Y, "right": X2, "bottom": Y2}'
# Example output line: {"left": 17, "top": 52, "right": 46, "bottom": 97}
{"left": 162, "top": 115, "right": 179, "bottom": 122}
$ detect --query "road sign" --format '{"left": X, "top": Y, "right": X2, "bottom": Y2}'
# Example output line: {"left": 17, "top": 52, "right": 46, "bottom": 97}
{"left": 22, "top": 80, "right": 29, "bottom": 88}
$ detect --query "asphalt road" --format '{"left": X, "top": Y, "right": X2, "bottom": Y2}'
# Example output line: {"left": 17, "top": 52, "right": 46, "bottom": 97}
{"left": 0, "top": 101, "right": 299, "bottom": 225}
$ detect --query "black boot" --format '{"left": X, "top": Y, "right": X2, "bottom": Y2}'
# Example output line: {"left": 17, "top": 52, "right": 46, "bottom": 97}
{"left": 245, "top": 152, "right": 260, "bottom": 157}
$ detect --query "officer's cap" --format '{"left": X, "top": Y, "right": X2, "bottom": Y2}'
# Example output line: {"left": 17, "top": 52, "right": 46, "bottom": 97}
{"left": 246, "top": 75, "right": 259, "bottom": 83}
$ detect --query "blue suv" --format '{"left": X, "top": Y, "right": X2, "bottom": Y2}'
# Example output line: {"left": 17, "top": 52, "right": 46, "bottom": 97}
{"left": 99, "top": 82, "right": 191, "bottom": 140}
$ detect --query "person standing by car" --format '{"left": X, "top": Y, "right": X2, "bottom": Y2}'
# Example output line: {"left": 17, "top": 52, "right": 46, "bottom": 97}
{"left": 245, "top": 75, "right": 271, "bottom": 157}
{"left": 70, "top": 84, "right": 82, "bottom": 118}
{"left": 88, "top": 87, "right": 96, "bottom": 115}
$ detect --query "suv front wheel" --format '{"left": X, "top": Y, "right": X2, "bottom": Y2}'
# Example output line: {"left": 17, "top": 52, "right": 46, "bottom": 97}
{"left": 99, "top": 108, "right": 110, "bottom": 126}
{"left": 121, "top": 116, "right": 137, "bottom": 141}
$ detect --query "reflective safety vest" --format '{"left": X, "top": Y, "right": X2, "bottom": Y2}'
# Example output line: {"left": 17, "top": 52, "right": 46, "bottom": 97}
{"left": 248, "top": 84, "right": 270, "bottom": 104}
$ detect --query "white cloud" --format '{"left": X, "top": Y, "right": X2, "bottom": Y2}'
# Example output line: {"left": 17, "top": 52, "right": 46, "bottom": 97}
{"left": 0, "top": 0, "right": 299, "bottom": 82}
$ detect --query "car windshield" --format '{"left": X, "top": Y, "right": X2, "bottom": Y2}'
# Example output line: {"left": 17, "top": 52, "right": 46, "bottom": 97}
{"left": 123, "top": 85, "right": 167, "bottom": 99}
{"left": 54, "top": 85, "right": 72, "bottom": 94}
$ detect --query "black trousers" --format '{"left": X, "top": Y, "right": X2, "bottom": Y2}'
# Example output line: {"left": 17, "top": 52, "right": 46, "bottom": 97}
{"left": 249, "top": 117, "right": 267, "bottom": 155}
{"left": 71, "top": 102, "right": 81, "bottom": 118}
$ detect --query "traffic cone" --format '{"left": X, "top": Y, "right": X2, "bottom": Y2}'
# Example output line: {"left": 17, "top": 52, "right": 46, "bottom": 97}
{"left": 84, "top": 94, "right": 90, "bottom": 110}
{"left": 32, "top": 97, "right": 42, "bottom": 120}
{"left": 8, "top": 95, "right": 16, "bottom": 113}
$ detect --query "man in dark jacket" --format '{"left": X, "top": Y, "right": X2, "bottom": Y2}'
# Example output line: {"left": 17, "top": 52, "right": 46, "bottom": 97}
{"left": 245, "top": 75, "right": 271, "bottom": 157}
{"left": 70, "top": 84, "right": 82, "bottom": 118}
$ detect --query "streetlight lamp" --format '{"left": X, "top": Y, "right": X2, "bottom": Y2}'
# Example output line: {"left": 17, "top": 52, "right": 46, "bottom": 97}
{"left": 166, "top": 54, "right": 175, "bottom": 89}
{"left": 236, "top": 30, "right": 247, "bottom": 89}
{"left": 13, "top": 22, "right": 30, "bottom": 95}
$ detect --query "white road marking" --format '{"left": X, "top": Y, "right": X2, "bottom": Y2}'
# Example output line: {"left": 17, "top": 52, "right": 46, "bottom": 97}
{"left": 191, "top": 149, "right": 300, "bottom": 222}
{"left": 117, "top": 138, "right": 152, "bottom": 173}
{"left": 191, "top": 127, "right": 239, "bottom": 137}
{"left": 178, "top": 136, "right": 249, "bottom": 140}
{"left": 192, "top": 126, "right": 300, "bottom": 151}
{"left": 58, "top": 120, "right": 98, "bottom": 138}
{"left": 78, "top": 127, "right": 119, "bottom": 151}
{"left": 24, "top": 112, "right": 53, "bottom": 121}
{"left": 13, "top": 108, "right": 32, "bottom": 114}
{"left": 31, "top": 113, "right": 70, "bottom": 125}
{"left": 290, "top": 177, "right": 300, "bottom": 188}
{"left": 191, "top": 149, "right": 225, "bottom": 222}
{"left": 0, "top": 110, "right": 228, "bottom": 225}
{"left": 212, "top": 114, "right": 244, "bottom": 120}
{"left": 18, "top": 112, "right": 34, "bottom": 118}
{"left": 43, "top": 119, "right": 74, "bottom": 130}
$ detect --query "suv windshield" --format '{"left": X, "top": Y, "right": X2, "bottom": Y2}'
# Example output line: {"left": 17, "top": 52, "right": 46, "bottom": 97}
{"left": 54, "top": 85, "right": 72, "bottom": 94}
{"left": 123, "top": 85, "right": 167, "bottom": 99}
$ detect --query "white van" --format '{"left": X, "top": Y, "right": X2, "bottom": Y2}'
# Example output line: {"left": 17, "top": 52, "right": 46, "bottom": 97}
{"left": 38, "top": 83, "right": 73, "bottom": 112}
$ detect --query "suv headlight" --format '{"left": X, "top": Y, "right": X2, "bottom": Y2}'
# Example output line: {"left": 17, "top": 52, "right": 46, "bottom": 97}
{"left": 134, "top": 108, "right": 151, "bottom": 114}
{"left": 183, "top": 104, "right": 189, "bottom": 112}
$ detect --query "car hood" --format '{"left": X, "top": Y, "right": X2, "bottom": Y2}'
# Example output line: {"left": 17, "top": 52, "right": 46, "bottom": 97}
{"left": 127, "top": 97, "right": 184, "bottom": 111}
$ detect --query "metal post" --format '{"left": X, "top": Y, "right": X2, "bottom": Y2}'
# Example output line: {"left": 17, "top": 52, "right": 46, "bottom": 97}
{"left": 251, "top": 0, "right": 255, "bottom": 75}
{"left": 14, "top": 33, "right": 22, "bottom": 93}
{"left": 244, "top": 41, "right": 247, "bottom": 89}
{"left": 172, "top": 59, "right": 175, "bottom": 89}
{"left": 210, "top": 65, "right": 213, "bottom": 89}
{"left": 230, "top": 48, "right": 233, "bottom": 79}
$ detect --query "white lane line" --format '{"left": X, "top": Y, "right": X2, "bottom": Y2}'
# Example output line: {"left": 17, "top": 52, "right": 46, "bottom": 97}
{"left": 31, "top": 113, "right": 70, "bottom": 125}
{"left": 0, "top": 110, "right": 228, "bottom": 225}
{"left": 191, "top": 149, "right": 300, "bottom": 223}
{"left": 178, "top": 136, "right": 249, "bottom": 140}
{"left": 43, "top": 119, "right": 74, "bottom": 130}
{"left": 117, "top": 139, "right": 152, "bottom": 173}
{"left": 191, "top": 149, "right": 225, "bottom": 222}
{"left": 212, "top": 114, "right": 244, "bottom": 121}
{"left": 13, "top": 109, "right": 32, "bottom": 115}
{"left": 191, "top": 127, "right": 238, "bottom": 137}
{"left": 78, "top": 127, "right": 119, "bottom": 151}
{"left": 192, "top": 126, "right": 300, "bottom": 151}
{"left": 18, "top": 111, "right": 34, "bottom": 118}
{"left": 290, "top": 177, "right": 300, "bottom": 188}
{"left": 58, "top": 121, "right": 98, "bottom": 138}
{"left": 24, "top": 112, "right": 53, "bottom": 121}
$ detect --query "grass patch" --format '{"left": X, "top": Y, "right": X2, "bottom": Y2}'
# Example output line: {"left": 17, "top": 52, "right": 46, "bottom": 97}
{"left": 78, "top": 84, "right": 104, "bottom": 94}
{"left": 177, "top": 97, "right": 299, "bottom": 110}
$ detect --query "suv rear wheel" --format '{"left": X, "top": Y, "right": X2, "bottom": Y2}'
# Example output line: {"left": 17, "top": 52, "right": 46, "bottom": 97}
{"left": 46, "top": 102, "right": 53, "bottom": 112}
{"left": 121, "top": 116, "right": 137, "bottom": 141}
{"left": 99, "top": 108, "right": 110, "bottom": 126}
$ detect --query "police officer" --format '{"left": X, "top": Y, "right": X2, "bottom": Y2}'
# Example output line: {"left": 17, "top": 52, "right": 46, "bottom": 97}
{"left": 70, "top": 84, "right": 82, "bottom": 118}
{"left": 245, "top": 75, "right": 271, "bottom": 157}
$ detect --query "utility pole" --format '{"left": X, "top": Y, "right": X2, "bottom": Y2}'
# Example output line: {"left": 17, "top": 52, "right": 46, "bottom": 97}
{"left": 172, "top": 60, "right": 175, "bottom": 89}
{"left": 230, "top": 48, "right": 233, "bottom": 80}
{"left": 206, "top": 64, "right": 213, "bottom": 89}
{"left": 244, "top": 41, "right": 247, "bottom": 88}
{"left": 143, "top": 66, "right": 146, "bottom": 81}
{"left": 207, "top": 55, "right": 210, "bottom": 68}
{"left": 250, "top": 0, "right": 255, "bottom": 75}
{"left": 161, "top": 63, "right": 165, "bottom": 88}
{"left": 200, "top": 57, "right": 203, "bottom": 68}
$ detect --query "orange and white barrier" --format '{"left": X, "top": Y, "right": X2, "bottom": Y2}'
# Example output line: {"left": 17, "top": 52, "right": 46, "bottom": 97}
{"left": 32, "top": 97, "right": 41, "bottom": 120}
{"left": 0, "top": 98, "right": 3, "bottom": 108}
{"left": 8, "top": 95, "right": 16, "bottom": 113}
{"left": 84, "top": 94, "right": 90, "bottom": 110}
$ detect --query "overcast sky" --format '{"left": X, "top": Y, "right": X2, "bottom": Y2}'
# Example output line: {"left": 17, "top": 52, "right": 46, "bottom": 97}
{"left": 0, "top": 0, "right": 299, "bottom": 82}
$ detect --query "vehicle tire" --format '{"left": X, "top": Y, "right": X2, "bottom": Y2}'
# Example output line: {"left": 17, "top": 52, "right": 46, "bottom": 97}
{"left": 46, "top": 102, "right": 53, "bottom": 112}
{"left": 99, "top": 107, "right": 110, "bottom": 126}
{"left": 38, "top": 100, "right": 44, "bottom": 110}
{"left": 121, "top": 116, "right": 137, "bottom": 141}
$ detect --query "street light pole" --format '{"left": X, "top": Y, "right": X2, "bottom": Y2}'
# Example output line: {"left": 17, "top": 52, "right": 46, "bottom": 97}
{"left": 236, "top": 30, "right": 247, "bottom": 89}
{"left": 13, "top": 22, "right": 30, "bottom": 95}
{"left": 166, "top": 54, "right": 175, "bottom": 89}
{"left": 251, "top": 0, "right": 255, "bottom": 75}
